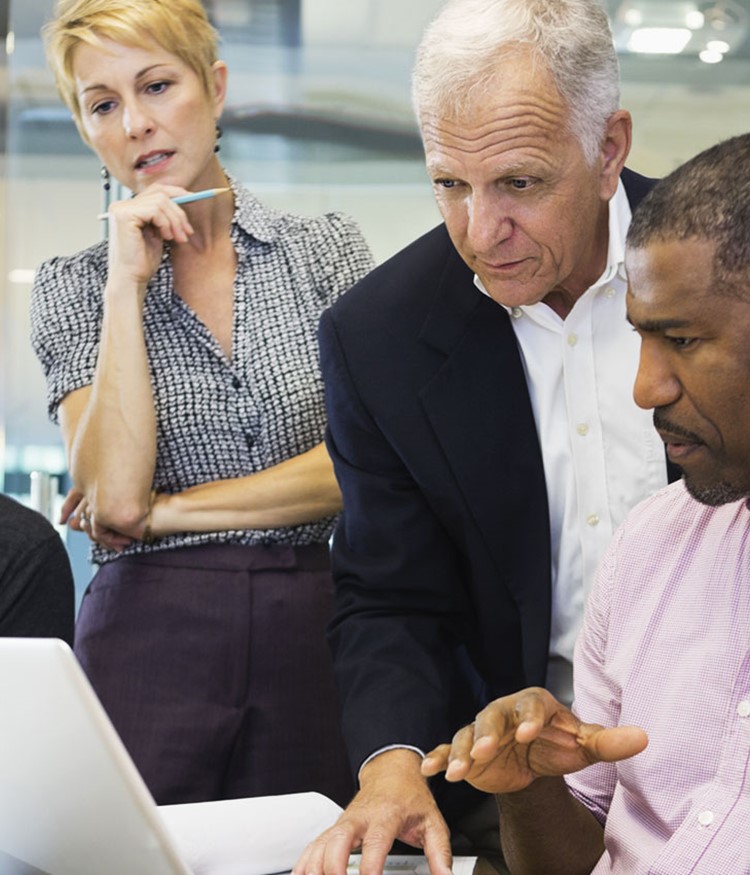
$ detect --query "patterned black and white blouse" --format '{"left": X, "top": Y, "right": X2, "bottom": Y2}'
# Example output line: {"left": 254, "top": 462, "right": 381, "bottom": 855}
{"left": 30, "top": 178, "right": 375, "bottom": 563}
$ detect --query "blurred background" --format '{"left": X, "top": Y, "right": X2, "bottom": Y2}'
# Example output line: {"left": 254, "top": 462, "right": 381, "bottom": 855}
{"left": 2, "top": 0, "right": 749, "bottom": 596}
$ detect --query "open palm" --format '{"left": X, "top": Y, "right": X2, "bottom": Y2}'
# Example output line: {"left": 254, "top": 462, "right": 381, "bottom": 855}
{"left": 421, "top": 687, "right": 648, "bottom": 794}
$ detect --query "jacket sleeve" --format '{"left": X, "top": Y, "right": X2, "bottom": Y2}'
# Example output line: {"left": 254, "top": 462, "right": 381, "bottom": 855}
{"left": 320, "top": 306, "right": 479, "bottom": 772}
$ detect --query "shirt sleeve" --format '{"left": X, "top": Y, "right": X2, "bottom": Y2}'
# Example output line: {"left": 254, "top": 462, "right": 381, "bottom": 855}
{"left": 564, "top": 525, "right": 624, "bottom": 825}
{"left": 30, "top": 247, "right": 107, "bottom": 423}
{"left": 299, "top": 212, "right": 375, "bottom": 307}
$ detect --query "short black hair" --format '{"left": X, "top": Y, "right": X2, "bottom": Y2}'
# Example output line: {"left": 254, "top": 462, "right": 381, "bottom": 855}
{"left": 627, "top": 133, "right": 750, "bottom": 294}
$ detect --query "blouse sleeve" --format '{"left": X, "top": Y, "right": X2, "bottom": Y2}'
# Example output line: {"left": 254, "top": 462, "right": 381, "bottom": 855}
{"left": 297, "top": 212, "right": 375, "bottom": 307}
{"left": 30, "top": 246, "right": 107, "bottom": 423}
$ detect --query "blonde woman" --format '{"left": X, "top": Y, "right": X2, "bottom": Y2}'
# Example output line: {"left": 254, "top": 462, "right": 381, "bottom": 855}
{"left": 32, "top": 0, "right": 373, "bottom": 806}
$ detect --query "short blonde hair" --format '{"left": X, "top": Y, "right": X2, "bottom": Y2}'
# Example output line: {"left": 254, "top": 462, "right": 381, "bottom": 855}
{"left": 43, "top": 0, "right": 219, "bottom": 126}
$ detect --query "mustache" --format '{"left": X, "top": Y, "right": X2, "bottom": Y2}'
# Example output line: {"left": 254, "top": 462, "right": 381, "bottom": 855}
{"left": 653, "top": 411, "right": 703, "bottom": 444}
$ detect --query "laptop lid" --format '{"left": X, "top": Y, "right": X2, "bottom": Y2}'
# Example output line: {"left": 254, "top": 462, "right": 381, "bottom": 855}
{"left": 0, "top": 637, "right": 193, "bottom": 875}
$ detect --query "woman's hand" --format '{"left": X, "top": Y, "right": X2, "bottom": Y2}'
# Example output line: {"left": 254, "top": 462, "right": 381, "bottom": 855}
{"left": 104, "top": 184, "right": 196, "bottom": 294}
{"left": 421, "top": 687, "right": 648, "bottom": 794}
{"left": 60, "top": 487, "right": 134, "bottom": 553}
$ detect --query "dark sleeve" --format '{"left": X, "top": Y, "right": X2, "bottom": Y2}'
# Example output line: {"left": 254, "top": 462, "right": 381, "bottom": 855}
{"left": 0, "top": 501, "right": 75, "bottom": 646}
{"left": 320, "top": 308, "right": 477, "bottom": 772}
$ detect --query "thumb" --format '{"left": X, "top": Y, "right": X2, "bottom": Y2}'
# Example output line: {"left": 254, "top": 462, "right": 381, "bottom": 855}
{"left": 580, "top": 724, "right": 648, "bottom": 763}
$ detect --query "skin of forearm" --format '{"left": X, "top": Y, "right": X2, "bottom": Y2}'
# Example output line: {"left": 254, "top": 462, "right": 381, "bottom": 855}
{"left": 498, "top": 777, "right": 605, "bottom": 875}
{"left": 150, "top": 442, "right": 343, "bottom": 535}
{"left": 67, "top": 282, "right": 157, "bottom": 531}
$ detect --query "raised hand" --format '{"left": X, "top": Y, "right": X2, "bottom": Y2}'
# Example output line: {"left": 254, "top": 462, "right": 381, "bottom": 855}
{"left": 421, "top": 687, "right": 648, "bottom": 795}
{"left": 105, "top": 185, "right": 196, "bottom": 293}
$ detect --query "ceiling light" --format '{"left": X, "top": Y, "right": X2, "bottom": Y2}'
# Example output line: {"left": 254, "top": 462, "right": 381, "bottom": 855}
{"left": 623, "top": 8, "right": 644, "bottom": 27}
{"left": 699, "top": 48, "right": 724, "bottom": 63}
{"left": 627, "top": 27, "right": 693, "bottom": 54}
{"left": 685, "top": 10, "right": 705, "bottom": 29}
{"left": 706, "top": 39, "right": 730, "bottom": 53}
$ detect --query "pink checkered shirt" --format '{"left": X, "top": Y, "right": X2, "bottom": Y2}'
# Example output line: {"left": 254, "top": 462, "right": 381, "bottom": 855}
{"left": 565, "top": 480, "right": 750, "bottom": 874}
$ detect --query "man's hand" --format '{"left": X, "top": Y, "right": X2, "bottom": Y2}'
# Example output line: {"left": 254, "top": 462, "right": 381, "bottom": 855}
{"left": 421, "top": 687, "right": 648, "bottom": 795}
{"left": 293, "top": 749, "right": 452, "bottom": 875}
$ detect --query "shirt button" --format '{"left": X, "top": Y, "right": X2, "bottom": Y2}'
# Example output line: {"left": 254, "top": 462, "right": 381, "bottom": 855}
{"left": 698, "top": 810, "right": 714, "bottom": 827}
{"left": 577, "top": 423, "right": 589, "bottom": 436}
{"left": 587, "top": 514, "right": 600, "bottom": 527}
{"left": 232, "top": 376, "right": 241, "bottom": 389}
{"left": 604, "top": 286, "right": 616, "bottom": 299}
{"left": 737, "top": 700, "right": 750, "bottom": 718}
{"left": 511, "top": 307, "right": 523, "bottom": 319}
{"left": 567, "top": 333, "right": 578, "bottom": 347}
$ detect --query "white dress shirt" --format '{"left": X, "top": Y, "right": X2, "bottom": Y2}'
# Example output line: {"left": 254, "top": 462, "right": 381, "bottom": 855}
{"left": 476, "top": 180, "right": 667, "bottom": 702}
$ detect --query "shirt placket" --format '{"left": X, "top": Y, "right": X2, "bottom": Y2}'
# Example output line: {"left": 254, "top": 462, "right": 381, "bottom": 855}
{"left": 562, "top": 293, "right": 613, "bottom": 599}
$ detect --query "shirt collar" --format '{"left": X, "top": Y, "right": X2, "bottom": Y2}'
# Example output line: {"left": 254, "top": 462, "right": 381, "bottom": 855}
{"left": 226, "top": 171, "right": 280, "bottom": 244}
{"left": 474, "top": 177, "right": 632, "bottom": 309}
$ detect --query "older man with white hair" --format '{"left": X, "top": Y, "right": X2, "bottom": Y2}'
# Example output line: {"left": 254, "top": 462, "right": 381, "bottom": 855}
{"left": 295, "top": 1, "right": 675, "bottom": 873}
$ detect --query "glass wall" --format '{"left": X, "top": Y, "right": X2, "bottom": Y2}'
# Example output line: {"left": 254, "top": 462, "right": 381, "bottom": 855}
{"left": 2, "top": 0, "right": 750, "bottom": 602}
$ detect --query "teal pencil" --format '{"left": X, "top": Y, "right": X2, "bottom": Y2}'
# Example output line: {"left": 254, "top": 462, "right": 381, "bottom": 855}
{"left": 98, "top": 186, "right": 230, "bottom": 219}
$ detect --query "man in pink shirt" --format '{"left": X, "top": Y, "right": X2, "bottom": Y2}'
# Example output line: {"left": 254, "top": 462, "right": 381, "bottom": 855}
{"left": 421, "top": 132, "right": 750, "bottom": 874}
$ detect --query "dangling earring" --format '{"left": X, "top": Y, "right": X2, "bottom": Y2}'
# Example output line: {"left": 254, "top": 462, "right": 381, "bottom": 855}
{"left": 101, "top": 166, "right": 111, "bottom": 191}
{"left": 214, "top": 124, "right": 222, "bottom": 154}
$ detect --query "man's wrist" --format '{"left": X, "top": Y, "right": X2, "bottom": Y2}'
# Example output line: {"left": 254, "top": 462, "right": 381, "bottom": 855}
{"left": 359, "top": 746, "right": 426, "bottom": 786}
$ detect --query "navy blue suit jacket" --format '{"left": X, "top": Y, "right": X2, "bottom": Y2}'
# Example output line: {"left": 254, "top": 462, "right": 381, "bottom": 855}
{"left": 320, "top": 169, "right": 671, "bottom": 814}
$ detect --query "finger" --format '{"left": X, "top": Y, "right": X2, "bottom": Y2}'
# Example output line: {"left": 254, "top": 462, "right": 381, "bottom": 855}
{"left": 59, "top": 488, "right": 83, "bottom": 523}
{"left": 512, "top": 688, "right": 555, "bottom": 745}
{"left": 326, "top": 821, "right": 368, "bottom": 875}
{"left": 92, "top": 526, "right": 132, "bottom": 553}
{"left": 579, "top": 724, "right": 649, "bottom": 763}
{"left": 444, "top": 724, "right": 479, "bottom": 782}
{"left": 292, "top": 834, "right": 326, "bottom": 875}
{"left": 357, "top": 832, "right": 393, "bottom": 875}
{"left": 420, "top": 812, "right": 453, "bottom": 875}
{"left": 468, "top": 689, "right": 547, "bottom": 761}
{"left": 143, "top": 205, "right": 193, "bottom": 244}
{"left": 110, "top": 195, "right": 193, "bottom": 244}
{"left": 421, "top": 744, "right": 451, "bottom": 777}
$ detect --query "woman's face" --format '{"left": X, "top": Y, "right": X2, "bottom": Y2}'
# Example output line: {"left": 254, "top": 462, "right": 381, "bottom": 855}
{"left": 72, "top": 36, "right": 226, "bottom": 194}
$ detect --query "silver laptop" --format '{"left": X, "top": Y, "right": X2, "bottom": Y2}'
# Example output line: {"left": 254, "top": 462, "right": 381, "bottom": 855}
{"left": 0, "top": 637, "right": 194, "bottom": 875}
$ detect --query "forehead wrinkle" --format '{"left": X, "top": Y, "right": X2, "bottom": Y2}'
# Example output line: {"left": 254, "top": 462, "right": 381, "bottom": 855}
{"left": 424, "top": 97, "right": 566, "bottom": 139}
{"left": 424, "top": 124, "right": 563, "bottom": 168}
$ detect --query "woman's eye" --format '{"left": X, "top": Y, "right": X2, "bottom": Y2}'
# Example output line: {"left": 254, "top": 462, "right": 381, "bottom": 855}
{"left": 92, "top": 100, "right": 116, "bottom": 115}
{"left": 146, "top": 81, "right": 169, "bottom": 95}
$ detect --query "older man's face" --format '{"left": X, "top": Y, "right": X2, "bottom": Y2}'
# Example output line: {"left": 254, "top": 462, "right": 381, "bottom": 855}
{"left": 422, "top": 47, "right": 622, "bottom": 316}
{"left": 628, "top": 237, "right": 750, "bottom": 506}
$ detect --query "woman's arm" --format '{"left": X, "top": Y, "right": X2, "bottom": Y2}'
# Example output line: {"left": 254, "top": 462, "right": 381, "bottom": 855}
{"left": 59, "top": 187, "right": 198, "bottom": 534}
{"left": 150, "top": 441, "right": 342, "bottom": 536}
{"left": 59, "top": 285, "right": 156, "bottom": 534}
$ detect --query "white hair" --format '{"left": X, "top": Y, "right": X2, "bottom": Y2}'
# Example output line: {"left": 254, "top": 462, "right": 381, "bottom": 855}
{"left": 412, "top": 0, "right": 620, "bottom": 165}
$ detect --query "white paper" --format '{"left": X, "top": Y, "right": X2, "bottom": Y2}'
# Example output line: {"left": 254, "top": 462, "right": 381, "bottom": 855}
{"left": 158, "top": 791, "right": 343, "bottom": 875}
{"left": 346, "top": 855, "right": 477, "bottom": 875}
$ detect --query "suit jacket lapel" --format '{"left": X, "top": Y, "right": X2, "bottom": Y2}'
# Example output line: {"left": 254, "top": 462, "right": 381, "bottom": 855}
{"left": 417, "top": 243, "right": 551, "bottom": 608}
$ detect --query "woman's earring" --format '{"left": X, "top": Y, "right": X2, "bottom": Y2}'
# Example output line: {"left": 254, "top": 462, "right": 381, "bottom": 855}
{"left": 101, "top": 166, "right": 111, "bottom": 192}
{"left": 214, "top": 124, "right": 222, "bottom": 154}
